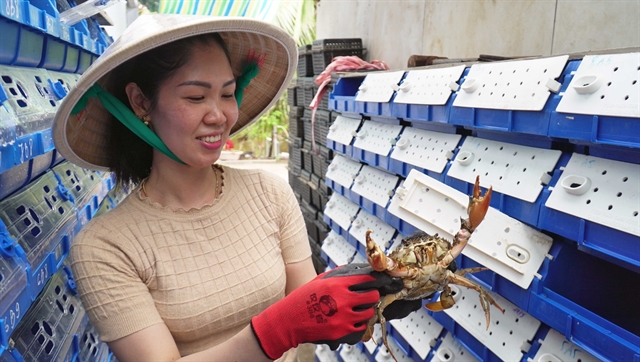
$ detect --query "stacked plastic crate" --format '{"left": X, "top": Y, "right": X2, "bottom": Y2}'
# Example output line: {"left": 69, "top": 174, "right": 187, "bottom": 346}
{"left": 317, "top": 52, "right": 640, "bottom": 361}
{"left": 288, "top": 40, "right": 360, "bottom": 274}
{"left": 0, "top": 1, "right": 124, "bottom": 360}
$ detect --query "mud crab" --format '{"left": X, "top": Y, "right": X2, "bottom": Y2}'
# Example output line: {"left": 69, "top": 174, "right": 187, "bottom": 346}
{"left": 362, "top": 176, "right": 505, "bottom": 361}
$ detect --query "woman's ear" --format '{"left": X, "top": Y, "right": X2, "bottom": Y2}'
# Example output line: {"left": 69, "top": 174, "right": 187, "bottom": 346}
{"left": 125, "top": 82, "right": 151, "bottom": 117}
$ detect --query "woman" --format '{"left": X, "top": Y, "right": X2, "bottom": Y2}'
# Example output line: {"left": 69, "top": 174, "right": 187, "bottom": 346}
{"left": 53, "top": 15, "right": 419, "bottom": 361}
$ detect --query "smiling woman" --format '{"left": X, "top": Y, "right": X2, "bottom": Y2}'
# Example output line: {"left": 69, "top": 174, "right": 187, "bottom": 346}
{"left": 50, "top": 14, "right": 416, "bottom": 362}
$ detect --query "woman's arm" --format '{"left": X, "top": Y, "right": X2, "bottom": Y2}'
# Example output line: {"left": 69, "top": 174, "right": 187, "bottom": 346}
{"left": 108, "top": 323, "right": 270, "bottom": 362}
{"left": 284, "top": 256, "right": 318, "bottom": 295}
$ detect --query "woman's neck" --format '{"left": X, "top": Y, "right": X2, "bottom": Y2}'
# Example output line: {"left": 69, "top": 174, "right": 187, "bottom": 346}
{"left": 143, "top": 159, "right": 220, "bottom": 210}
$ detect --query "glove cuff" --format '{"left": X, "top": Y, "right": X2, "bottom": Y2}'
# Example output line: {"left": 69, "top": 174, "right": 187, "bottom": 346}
{"left": 250, "top": 316, "right": 292, "bottom": 360}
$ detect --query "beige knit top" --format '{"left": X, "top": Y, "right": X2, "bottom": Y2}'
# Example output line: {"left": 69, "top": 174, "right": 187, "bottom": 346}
{"left": 69, "top": 166, "right": 312, "bottom": 357}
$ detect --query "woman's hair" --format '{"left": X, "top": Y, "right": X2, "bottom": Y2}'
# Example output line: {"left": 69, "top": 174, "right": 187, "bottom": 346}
{"left": 103, "top": 33, "right": 232, "bottom": 189}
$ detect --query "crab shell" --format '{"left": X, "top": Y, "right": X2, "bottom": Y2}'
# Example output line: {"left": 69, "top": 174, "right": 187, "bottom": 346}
{"left": 382, "top": 232, "right": 457, "bottom": 300}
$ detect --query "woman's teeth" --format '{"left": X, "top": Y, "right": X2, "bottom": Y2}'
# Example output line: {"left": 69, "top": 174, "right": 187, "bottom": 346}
{"left": 199, "top": 135, "right": 221, "bottom": 143}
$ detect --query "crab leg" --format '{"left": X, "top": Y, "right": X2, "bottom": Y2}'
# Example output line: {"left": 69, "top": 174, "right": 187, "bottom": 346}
{"left": 448, "top": 273, "right": 505, "bottom": 329}
{"left": 362, "top": 293, "right": 402, "bottom": 362}
{"left": 439, "top": 176, "right": 492, "bottom": 268}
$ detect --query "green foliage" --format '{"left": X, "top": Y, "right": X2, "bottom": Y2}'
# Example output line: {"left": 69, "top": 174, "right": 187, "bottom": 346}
{"left": 233, "top": 0, "right": 317, "bottom": 157}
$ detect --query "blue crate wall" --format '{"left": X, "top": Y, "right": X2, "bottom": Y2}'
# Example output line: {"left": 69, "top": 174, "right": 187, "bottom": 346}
{"left": 0, "top": 5, "right": 117, "bottom": 359}
{"left": 323, "top": 55, "right": 640, "bottom": 362}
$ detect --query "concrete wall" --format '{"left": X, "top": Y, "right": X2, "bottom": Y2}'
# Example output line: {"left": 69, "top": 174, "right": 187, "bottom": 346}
{"left": 316, "top": 0, "right": 640, "bottom": 70}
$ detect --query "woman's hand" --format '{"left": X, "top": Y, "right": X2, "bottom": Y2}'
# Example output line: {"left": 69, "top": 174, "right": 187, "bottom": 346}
{"left": 250, "top": 263, "right": 406, "bottom": 359}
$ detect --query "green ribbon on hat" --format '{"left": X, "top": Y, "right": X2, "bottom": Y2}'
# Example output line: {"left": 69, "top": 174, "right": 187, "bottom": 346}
{"left": 70, "top": 83, "right": 185, "bottom": 164}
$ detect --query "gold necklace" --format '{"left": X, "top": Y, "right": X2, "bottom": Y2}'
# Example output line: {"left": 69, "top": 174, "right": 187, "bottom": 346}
{"left": 141, "top": 165, "right": 220, "bottom": 200}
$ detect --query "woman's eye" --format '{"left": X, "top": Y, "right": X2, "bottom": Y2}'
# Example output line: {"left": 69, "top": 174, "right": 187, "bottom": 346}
{"left": 222, "top": 93, "right": 235, "bottom": 99}
{"left": 187, "top": 96, "right": 204, "bottom": 101}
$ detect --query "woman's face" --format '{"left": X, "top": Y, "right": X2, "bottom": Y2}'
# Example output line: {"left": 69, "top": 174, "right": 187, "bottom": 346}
{"left": 149, "top": 42, "right": 239, "bottom": 168}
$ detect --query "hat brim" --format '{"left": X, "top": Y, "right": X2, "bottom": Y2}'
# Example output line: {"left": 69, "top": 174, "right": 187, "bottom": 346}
{"left": 53, "top": 14, "right": 297, "bottom": 171}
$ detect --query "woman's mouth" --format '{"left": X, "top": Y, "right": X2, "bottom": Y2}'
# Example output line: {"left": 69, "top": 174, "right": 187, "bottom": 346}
{"left": 197, "top": 134, "right": 222, "bottom": 143}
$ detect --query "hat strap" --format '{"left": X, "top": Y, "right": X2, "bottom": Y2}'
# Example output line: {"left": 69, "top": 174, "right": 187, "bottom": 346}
{"left": 71, "top": 83, "right": 185, "bottom": 164}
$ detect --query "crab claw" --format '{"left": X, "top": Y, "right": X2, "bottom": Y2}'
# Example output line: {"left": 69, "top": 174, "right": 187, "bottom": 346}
{"left": 365, "top": 230, "right": 393, "bottom": 272}
{"left": 466, "top": 175, "right": 492, "bottom": 232}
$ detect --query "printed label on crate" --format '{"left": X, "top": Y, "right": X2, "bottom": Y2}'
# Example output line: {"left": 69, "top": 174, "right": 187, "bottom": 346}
{"left": 326, "top": 154, "right": 363, "bottom": 188}
{"left": 353, "top": 120, "right": 403, "bottom": 156}
{"left": 324, "top": 193, "right": 360, "bottom": 231}
{"left": 393, "top": 65, "right": 466, "bottom": 105}
{"left": 321, "top": 231, "right": 357, "bottom": 266}
{"left": 442, "top": 284, "right": 541, "bottom": 362}
{"left": 545, "top": 153, "right": 640, "bottom": 237}
{"left": 327, "top": 115, "right": 361, "bottom": 145}
{"left": 389, "top": 307, "right": 443, "bottom": 360}
{"left": 432, "top": 332, "right": 479, "bottom": 362}
{"left": 388, "top": 169, "right": 553, "bottom": 289}
{"left": 349, "top": 209, "right": 396, "bottom": 250}
{"left": 531, "top": 328, "right": 599, "bottom": 362}
{"left": 351, "top": 165, "right": 399, "bottom": 207}
{"left": 355, "top": 71, "right": 406, "bottom": 103}
{"left": 390, "top": 128, "right": 462, "bottom": 174}
{"left": 453, "top": 55, "right": 569, "bottom": 111}
{"left": 556, "top": 53, "right": 640, "bottom": 118}
{"left": 447, "top": 136, "right": 562, "bottom": 202}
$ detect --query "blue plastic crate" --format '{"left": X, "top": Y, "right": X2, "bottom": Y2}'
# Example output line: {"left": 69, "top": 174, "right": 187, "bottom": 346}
{"left": 0, "top": 228, "right": 31, "bottom": 353}
{"left": 390, "top": 68, "right": 470, "bottom": 124}
{"left": 38, "top": 36, "right": 67, "bottom": 71}
{"left": 448, "top": 61, "right": 576, "bottom": 136}
{"left": 354, "top": 97, "right": 395, "bottom": 118}
{"left": 429, "top": 311, "right": 503, "bottom": 362}
{"left": 549, "top": 61, "right": 640, "bottom": 149}
{"left": 322, "top": 212, "right": 350, "bottom": 238}
{"left": 324, "top": 176, "right": 352, "bottom": 200}
{"left": 77, "top": 315, "right": 110, "bottom": 362}
{"left": 388, "top": 122, "right": 461, "bottom": 182}
{"left": 528, "top": 240, "right": 640, "bottom": 362}
{"left": 347, "top": 188, "right": 390, "bottom": 224}
{"left": 6, "top": 267, "right": 86, "bottom": 362}
{"left": 0, "top": 21, "right": 45, "bottom": 67}
{"left": 0, "top": 171, "right": 76, "bottom": 299}
{"left": 0, "top": 102, "right": 17, "bottom": 175}
{"left": 0, "top": 150, "right": 55, "bottom": 201}
{"left": 328, "top": 76, "right": 365, "bottom": 114}
{"left": 384, "top": 210, "right": 419, "bottom": 237}
{"left": 538, "top": 153, "right": 640, "bottom": 273}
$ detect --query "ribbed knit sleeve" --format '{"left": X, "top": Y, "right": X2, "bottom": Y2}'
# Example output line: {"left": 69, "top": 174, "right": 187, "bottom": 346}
{"left": 70, "top": 209, "right": 163, "bottom": 342}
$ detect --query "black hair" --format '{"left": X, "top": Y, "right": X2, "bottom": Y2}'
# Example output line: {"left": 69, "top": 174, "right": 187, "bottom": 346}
{"left": 103, "top": 33, "right": 231, "bottom": 189}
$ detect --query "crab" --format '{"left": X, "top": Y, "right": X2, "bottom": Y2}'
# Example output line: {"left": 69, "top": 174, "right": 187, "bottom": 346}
{"left": 362, "top": 176, "right": 505, "bottom": 361}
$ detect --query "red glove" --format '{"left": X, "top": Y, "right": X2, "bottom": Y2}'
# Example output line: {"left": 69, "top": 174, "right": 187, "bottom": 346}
{"left": 250, "top": 265, "right": 388, "bottom": 359}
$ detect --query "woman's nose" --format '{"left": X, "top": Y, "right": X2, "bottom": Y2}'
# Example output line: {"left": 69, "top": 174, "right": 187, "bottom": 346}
{"left": 203, "top": 101, "right": 226, "bottom": 124}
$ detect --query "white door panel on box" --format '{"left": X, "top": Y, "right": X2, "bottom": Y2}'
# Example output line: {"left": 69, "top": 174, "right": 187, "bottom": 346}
{"left": 529, "top": 328, "right": 599, "bottom": 362}
{"left": 326, "top": 154, "right": 363, "bottom": 189}
{"left": 351, "top": 165, "right": 400, "bottom": 207}
{"left": 448, "top": 136, "right": 562, "bottom": 202}
{"left": 324, "top": 193, "right": 360, "bottom": 231}
{"left": 355, "top": 71, "right": 406, "bottom": 103}
{"left": 388, "top": 169, "right": 553, "bottom": 289}
{"left": 453, "top": 55, "right": 568, "bottom": 111}
{"left": 545, "top": 153, "right": 640, "bottom": 237}
{"left": 432, "top": 332, "right": 479, "bottom": 362}
{"left": 391, "top": 127, "right": 462, "bottom": 173}
{"left": 442, "top": 285, "right": 541, "bottom": 362}
{"left": 327, "top": 114, "right": 361, "bottom": 145}
{"left": 556, "top": 53, "right": 640, "bottom": 118}
{"left": 350, "top": 209, "right": 396, "bottom": 251}
{"left": 389, "top": 307, "right": 443, "bottom": 360}
{"left": 321, "top": 231, "right": 356, "bottom": 266}
{"left": 393, "top": 65, "right": 466, "bottom": 105}
{"left": 353, "top": 120, "right": 403, "bottom": 156}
